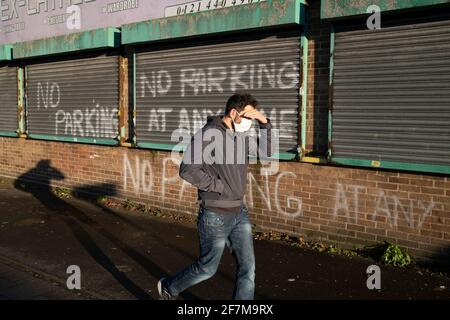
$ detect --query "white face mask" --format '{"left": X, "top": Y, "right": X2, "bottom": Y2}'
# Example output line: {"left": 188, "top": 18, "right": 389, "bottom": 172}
{"left": 233, "top": 117, "right": 252, "bottom": 133}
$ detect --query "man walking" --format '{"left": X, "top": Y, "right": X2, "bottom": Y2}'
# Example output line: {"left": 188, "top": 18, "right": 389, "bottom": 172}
{"left": 158, "top": 93, "right": 272, "bottom": 300}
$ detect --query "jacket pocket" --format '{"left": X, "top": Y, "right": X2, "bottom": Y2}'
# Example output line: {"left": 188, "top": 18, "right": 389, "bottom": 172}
{"left": 216, "top": 174, "right": 233, "bottom": 198}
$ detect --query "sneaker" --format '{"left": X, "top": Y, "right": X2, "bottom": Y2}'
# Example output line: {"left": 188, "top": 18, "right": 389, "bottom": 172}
{"left": 157, "top": 278, "right": 175, "bottom": 300}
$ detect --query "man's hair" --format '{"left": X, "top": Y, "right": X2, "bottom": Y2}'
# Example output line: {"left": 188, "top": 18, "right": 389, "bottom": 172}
{"left": 225, "top": 93, "right": 258, "bottom": 115}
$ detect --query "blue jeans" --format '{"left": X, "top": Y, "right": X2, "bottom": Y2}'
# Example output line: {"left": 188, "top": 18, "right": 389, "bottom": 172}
{"left": 163, "top": 205, "right": 255, "bottom": 300}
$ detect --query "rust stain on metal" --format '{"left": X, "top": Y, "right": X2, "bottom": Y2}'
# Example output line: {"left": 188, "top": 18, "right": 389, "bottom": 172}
{"left": 17, "top": 67, "right": 26, "bottom": 136}
{"left": 323, "top": 0, "right": 450, "bottom": 18}
{"left": 322, "top": 0, "right": 368, "bottom": 18}
{"left": 270, "top": 0, "right": 289, "bottom": 25}
{"left": 119, "top": 55, "right": 129, "bottom": 145}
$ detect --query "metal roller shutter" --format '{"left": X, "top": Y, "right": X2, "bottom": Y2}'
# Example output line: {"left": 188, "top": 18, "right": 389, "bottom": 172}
{"left": 135, "top": 31, "right": 301, "bottom": 154}
{"left": 332, "top": 16, "right": 450, "bottom": 166}
{"left": 0, "top": 65, "right": 18, "bottom": 134}
{"left": 26, "top": 53, "right": 120, "bottom": 143}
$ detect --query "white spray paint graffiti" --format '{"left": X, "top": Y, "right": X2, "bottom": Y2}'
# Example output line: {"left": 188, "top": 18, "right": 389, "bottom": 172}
{"left": 247, "top": 171, "right": 272, "bottom": 211}
{"left": 274, "top": 171, "right": 302, "bottom": 217}
{"left": 147, "top": 108, "right": 173, "bottom": 132}
{"left": 123, "top": 154, "right": 154, "bottom": 194}
{"left": 174, "top": 62, "right": 298, "bottom": 97}
{"left": 55, "top": 101, "right": 118, "bottom": 138}
{"left": 36, "top": 81, "right": 118, "bottom": 138}
{"left": 139, "top": 62, "right": 298, "bottom": 95}
{"left": 333, "top": 183, "right": 434, "bottom": 229}
{"left": 333, "top": 183, "right": 365, "bottom": 222}
{"left": 138, "top": 62, "right": 299, "bottom": 138}
{"left": 140, "top": 70, "right": 172, "bottom": 98}
{"left": 246, "top": 171, "right": 302, "bottom": 217}
{"left": 37, "top": 81, "right": 60, "bottom": 109}
{"left": 178, "top": 108, "right": 224, "bottom": 135}
{"left": 123, "top": 155, "right": 435, "bottom": 231}
{"left": 145, "top": 107, "right": 223, "bottom": 135}
{"left": 123, "top": 154, "right": 302, "bottom": 217}
{"left": 143, "top": 105, "right": 295, "bottom": 138}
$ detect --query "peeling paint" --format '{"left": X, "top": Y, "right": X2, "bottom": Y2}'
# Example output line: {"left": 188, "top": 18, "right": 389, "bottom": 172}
{"left": 0, "top": 45, "right": 13, "bottom": 61}
{"left": 119, "top": 55, "right": 129, "bottom": 145}
{"left": 122, "top": 0, "right": 305, "bottom": 45}
{"left": 321, "top": 0, "right": 450, "bottom": 19}
{"left": 12, "top": 28, "right": 120, "bottom": 59}
{"left": 17, "top": 67, "right": 25, "bottom": 135}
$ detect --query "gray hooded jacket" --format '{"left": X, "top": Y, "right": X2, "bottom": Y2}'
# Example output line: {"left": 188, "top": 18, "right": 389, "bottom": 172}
{"left": 179, "top": 115, "right": 272, "bottom": 214}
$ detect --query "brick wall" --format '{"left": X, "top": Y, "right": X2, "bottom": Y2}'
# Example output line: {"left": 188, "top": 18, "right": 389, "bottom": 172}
{"left": 305, "top": 0, "right": 330, "bottom": 156}
{"left": 1, "top": 136, "right": 449, "bottom": 262}
{"left": 0, "top": 0, "right": 449, "bottom": 263}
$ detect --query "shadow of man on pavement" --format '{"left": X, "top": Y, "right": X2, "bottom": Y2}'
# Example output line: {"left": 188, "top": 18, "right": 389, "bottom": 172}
{"left": 14, "top": 159, "right": 151, "bottom": 300}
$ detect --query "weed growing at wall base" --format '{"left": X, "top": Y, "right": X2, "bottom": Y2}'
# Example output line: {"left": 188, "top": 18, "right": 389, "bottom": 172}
{"left": 357, "top": 241, "right": 413, "bottom": 268}
{"left": 381, "top": 242, "right": 412, "bottom": 267}
{"left": 53, "top": 187, "right": 73, "bottom": 199}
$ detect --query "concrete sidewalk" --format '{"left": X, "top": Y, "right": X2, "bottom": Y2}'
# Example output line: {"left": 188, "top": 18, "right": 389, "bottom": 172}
{"left": 0, "top": 177, "right": 449, "bottom": 300}
{"left": 0, "top": 256, "right": 93, "bottom": 300}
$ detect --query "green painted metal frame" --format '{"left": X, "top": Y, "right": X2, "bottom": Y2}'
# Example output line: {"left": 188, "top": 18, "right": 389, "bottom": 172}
{"left": 0, "top": 132, "right": 18, "bottom": 137}
{"left": 122, "top": 0, "right": 306, "bottom": 45}
{"left": 327, "top": 25, "right": 335, "bottom": 160}
{"left": 17, "top": 66, "right": 26, "bottom": 135}
{"left": 27, "top": 134, "right": 118, "bottom": 146}
{"left": 272, "top": 152, "right": 297, "bottom": 160}
{"left": 137, "top": 142, "right": 185, "bottom": 152}
{"left": 321, "top": 0, "right": 450, "bottom": 20}
{"left": 299, "top": 9, "right": 309, "bottom": 160}
{"left": 137, "top": 141, "right": 296, "bottom": 160}
{"left": 0, "top": 45, "right": 13, "bottom": 61}
{"left": 332, "top": 158, "right": 450, "bottom": 175}
{"left": 132, "top": 49, "right": 137, "bottom": 146}
{"left": 13, "top": 28, "right": 121, "bottom": 59}
{"left": 137, "top": 142, "right": 300, "bottom": 161}
{"left": 327, "top": 25, "right": 450, "bottom": 175}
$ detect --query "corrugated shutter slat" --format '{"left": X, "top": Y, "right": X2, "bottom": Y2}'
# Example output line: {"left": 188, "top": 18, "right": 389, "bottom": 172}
{"left": 26, "top": 54, "right": 119, "bottom": 140}
{"left": 332, "top": 18, "right": 450, "bottom": 166}
{"left": 0, "top": 66, "right": 17, "bottom": 132}
{"left": 135, "top": 32, "right": 301, "bottom": 154}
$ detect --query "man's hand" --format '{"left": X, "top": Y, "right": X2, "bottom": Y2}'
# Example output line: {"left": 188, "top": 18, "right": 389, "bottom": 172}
{"left": 243, "top": 109, "right": 268, "bottom": 124}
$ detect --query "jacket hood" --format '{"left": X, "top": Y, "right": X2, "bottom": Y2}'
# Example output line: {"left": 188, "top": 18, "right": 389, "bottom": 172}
{"left": 205, "top": 115, "right": 228, "bottom": 131}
